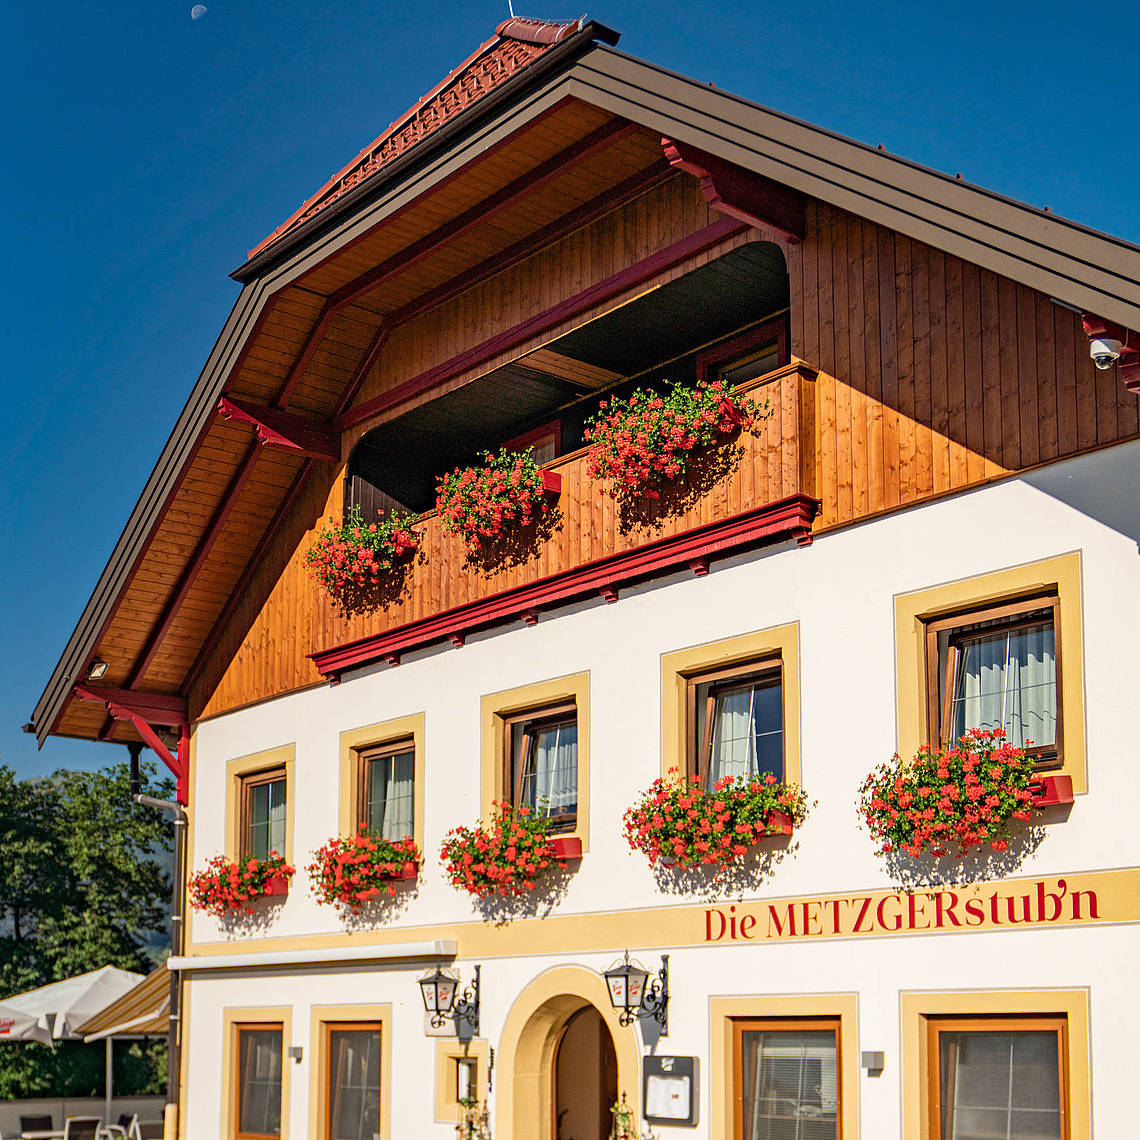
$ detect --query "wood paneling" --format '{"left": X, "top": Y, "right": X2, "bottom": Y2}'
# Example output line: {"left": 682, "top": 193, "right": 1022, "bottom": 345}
{"left": 94, "top": 189, "right": 1139, "bottom": 736}
{"left": 311, "top": 364, "right": 816, "bottom": 663}
{"left": 788, "top": 200, "right": 1139, "bottom": 532}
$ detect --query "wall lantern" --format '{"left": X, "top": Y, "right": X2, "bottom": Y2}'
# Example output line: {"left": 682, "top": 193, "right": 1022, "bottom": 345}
{"left": 603, "top": 950, "right": 669, "bottom": 1035}
{"left": 418, "top": 964, "right": 480, "bottom": 1033}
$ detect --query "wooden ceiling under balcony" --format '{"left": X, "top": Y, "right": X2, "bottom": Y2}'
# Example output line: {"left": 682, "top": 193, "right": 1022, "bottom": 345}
{"left": 54, "top": 100, "right": 671, "bottom": 742}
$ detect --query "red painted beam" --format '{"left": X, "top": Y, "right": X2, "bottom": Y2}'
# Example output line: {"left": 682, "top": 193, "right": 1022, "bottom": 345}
{"left": 74, "top": 684, "right": 188, "bottom": 724}
{"left": 75, "top": 684, "right": 188, "bottom": 803}
{"left": 336, "top": 216, "right": 747, "bottom": 431}
{"left": 311, "top": 493, "right": 821, "bottom": 678}
{"left": 218, "top": 396, "right": 340, "bottom": 460}
{"left": 662, "top": 138, "right": 804, "bottom": 244}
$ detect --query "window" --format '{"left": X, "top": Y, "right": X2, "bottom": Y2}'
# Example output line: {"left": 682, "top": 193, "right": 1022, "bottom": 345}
{"left": 687, "top": 659, "right": 783, "bottom": 790}
{"left": 502, "top": 420, "right": 561, "bottom": 466}
{"left": 241, "top": 768, "right": 288, "bottom": 860}
{"left": 926, "top": 594, "right": 1061, "bottom": 767}
{"left": 696, "top": 319, "right": 788, "bottom": 388}
{"left": 482, "top": 673, "right": 590, "bottom": 849}
{"left": 326, "top": 1022, "right": 382, "bottom": 1140}
{"left": 504, "top": 704, "right": 578, "bottom": 831}
{"left": 236, "top": 1024, "right": 283, "bottom": 1140}
{"left": 357, "top": 740, "right": 415, "bottom": 840}
{"left": 733, "top": 1018, "right": 840, "bottom": 1139}
{"left": 926, "top": 1016, "right": 1067, "bottom": 1140}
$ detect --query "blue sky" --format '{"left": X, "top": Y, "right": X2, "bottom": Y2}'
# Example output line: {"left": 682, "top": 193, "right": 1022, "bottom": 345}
{"left": 2, "top": 1, "right": 1137, "bottom": 778}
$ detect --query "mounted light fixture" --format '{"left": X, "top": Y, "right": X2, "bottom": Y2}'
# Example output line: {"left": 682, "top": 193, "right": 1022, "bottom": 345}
{"left": 418, "top": 964, "right": 480, "bottom": 1033}
{"left": 603, "top": 950, "right": 669, "bottom": 1035}
{"left": 87, "top": 659, "right": 109, "bottom": 680}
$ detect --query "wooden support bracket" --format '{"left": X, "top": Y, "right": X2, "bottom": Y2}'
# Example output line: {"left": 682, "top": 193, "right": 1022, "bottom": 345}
{"left": 521, "top": 609, "right": 540, "bottom": 626}
{"left": 662, "top": 138, "right": 805, "bottom": 243}
{"left": 73, "top": 684, "right": 189, "bottom": 803}
{"left": 218, "top": 396, "right": 340, "bottom": 460}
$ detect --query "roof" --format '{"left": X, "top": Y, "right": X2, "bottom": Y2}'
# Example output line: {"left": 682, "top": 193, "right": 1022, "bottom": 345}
{"left": 80, "top": 967, "right": 170, "bottom": 1041}
{"left": 247, "top": 16, "right": 617, "bottom": 259}
{"left": 31, "top": 23, "right": 1140, "bottom": 752}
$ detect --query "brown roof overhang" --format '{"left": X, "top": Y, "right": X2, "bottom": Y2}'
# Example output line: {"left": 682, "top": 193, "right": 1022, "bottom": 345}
{"left": 32, "top": 39, "right": 1140, "bottom": 748}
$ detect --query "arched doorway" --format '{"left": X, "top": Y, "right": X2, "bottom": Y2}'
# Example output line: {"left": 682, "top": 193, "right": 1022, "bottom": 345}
{"left": 497, "top": 965, "right": 640, "bottom": 1140}
{"left": 554, "top": 1006, "right": 618, "bottom": 1140}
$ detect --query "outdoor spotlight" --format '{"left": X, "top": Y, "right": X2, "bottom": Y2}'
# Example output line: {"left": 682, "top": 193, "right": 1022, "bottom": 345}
{"left": 87, "top": 659, "right": 109, "bottom": 680}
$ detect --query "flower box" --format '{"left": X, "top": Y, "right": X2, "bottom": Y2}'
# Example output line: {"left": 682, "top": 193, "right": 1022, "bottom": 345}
{"left": 436, "top": 448, "right": 559, "bottom": 551}
{"left": 304, "top": 505, "right": 419, "bottom": 604}
{"left": 262, "top": 873, "right": 290, "bottom": 897}
{"left": 857, "top": 730, "right": 1039, "bottom": 859}
{"left": 1028, "top": 774, "right": 1074, "bottom": 807}
{"left": 188, "top": 853, "right": 296, "bottom": 916}
{"left": 440, "top": 801, "right": 569, "bottom": 898}
{"left": 624, "top": 772, "right": 808, "bottom": 870}
{"left": 308, "top": 832, "right": 421, "bottom": 911}
{"left": 583, "top": 379, "right": 765, "bottom": 501}
{"left": 765, "top": 809, "right": 794, "bottom": 836}
{"left": 548, "top": 835, "right": 582, "bottom": 859}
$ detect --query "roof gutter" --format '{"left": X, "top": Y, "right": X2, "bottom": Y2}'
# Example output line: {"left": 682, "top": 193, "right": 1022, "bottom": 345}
{"left": 231, "top": 19, "right": 620, "bottom": 283}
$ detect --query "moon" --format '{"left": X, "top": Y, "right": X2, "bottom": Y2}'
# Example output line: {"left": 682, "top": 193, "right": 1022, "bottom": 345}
{"left": 191, "top": 4, "right": 207, "bottom": 18}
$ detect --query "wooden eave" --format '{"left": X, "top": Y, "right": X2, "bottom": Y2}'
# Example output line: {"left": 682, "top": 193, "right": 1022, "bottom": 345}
{"left": 34, "top": 37, "right": 1140, "bottom": 749}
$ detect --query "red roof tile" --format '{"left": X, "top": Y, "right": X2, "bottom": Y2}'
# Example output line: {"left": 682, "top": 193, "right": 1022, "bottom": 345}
{"left": 248, "top": 17, "right": 590, "bottom": 259}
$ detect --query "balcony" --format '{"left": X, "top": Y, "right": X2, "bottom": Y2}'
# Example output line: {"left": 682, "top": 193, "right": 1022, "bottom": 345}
{"left": 311, "top": 363, "right": 819, "bottom": 678}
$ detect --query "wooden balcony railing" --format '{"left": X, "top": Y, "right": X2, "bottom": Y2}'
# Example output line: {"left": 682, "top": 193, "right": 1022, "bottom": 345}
{"left": 311, "top": 363, "right": 820, "bottom": 678}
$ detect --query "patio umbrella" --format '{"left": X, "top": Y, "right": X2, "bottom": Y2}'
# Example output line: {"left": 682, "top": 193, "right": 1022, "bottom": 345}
{"left": 0, "top": 999, "right": 53, "bottom": 1043}
{"left": 3, "top": 966, "right": 145, "bottom": 1040}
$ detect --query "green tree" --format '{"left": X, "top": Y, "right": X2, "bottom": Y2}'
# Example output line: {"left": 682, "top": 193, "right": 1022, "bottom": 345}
{"left": 0, "top": 758, "right": 173, "bottom": 1097}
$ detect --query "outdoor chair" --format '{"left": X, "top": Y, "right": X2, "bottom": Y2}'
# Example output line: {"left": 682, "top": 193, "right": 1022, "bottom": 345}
{"left": 18, "top": 1117, "right": 54, "bottom": 1134}
{"left": 98, "top": 1115, "right": 139, "bottom": 1140}
{"left": 62, "top": 1118, "right": 101, "bottom": 1140}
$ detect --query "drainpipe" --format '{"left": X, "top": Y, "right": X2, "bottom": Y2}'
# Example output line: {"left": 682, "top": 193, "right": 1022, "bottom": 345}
{"left": 128, "top": 734, "right": 188, "bottom": 1140}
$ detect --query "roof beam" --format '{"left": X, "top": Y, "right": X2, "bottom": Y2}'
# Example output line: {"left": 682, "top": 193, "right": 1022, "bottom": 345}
{"left": 74, "top": 685, "right": 188, "bottom": 803}
{"left": 661, "top": 137, "right": 804, "bottom": 243}
{"left": 217, "top": 396, "right": 340, "bottom": 460}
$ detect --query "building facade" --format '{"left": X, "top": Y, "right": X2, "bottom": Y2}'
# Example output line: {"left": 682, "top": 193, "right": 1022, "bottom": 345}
{"left": 34, "top": 16, "right": 1140, "bottom": 1140}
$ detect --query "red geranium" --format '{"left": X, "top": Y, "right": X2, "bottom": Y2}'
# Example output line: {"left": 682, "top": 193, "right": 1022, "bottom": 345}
{"left": 623, "top": 769, "right": 807, "bottom": 869}
{"left": 584, "top": 379, "right": 765, "bottom": 500}
{"left": 307, "top": 830, "right": 421, "bottom": 911}
{"left": 439, "top": 801, "right": 566, "bottom": 898}
{"left": 304, "top": 504, "right": 418, "bottom": 602}
{"left": 435, "top": 447, "right": 553, "bottom": 551}
{"left": 188, "top": 852, "right": 295, "bottom": 917}
{"left": 857, "top": 729, "right": 1039, "bottom": 858}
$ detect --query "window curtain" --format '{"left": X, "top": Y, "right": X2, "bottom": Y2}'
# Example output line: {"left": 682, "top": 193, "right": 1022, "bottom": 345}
{"left": 526, "top": 722, "right": 577, "bottom": 817}
{"left": 708, "top": 682, "right": 782, "bottom": 787}
{"left": 238, "top": 1029, "right": 282, "bottom": 1137}
{"left": 328, "top": 1028, "right": 382, "bottom": 1140}
{"left": 741, "top": 1029, "right": 838, "bottom": 1140}
{"left": 951, "top": 624, "right": 1056, "bottom": 749}
{"left": 368, "top": 751, "right": 415, "bottom": 841}
{"left": 938, "top": 1030, "right": 1061, "bottom": 1140}
{"left": 249, "top": 779, "right": 287, "bottom": 860}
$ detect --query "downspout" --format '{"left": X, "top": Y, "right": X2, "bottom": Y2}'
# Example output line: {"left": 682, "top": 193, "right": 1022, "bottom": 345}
{"left": 128, "top": 732, "right": 188, "bottom": 1140}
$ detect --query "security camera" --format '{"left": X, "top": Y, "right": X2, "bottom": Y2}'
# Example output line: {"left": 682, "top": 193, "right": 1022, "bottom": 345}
{"left": 1089, "top": 337, "right": 1123, "bottom": 370}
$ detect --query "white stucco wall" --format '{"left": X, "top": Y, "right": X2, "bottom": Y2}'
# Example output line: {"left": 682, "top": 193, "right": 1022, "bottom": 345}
{"left": 180, "top": 438, "right": 1140, "bottom": 1138}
